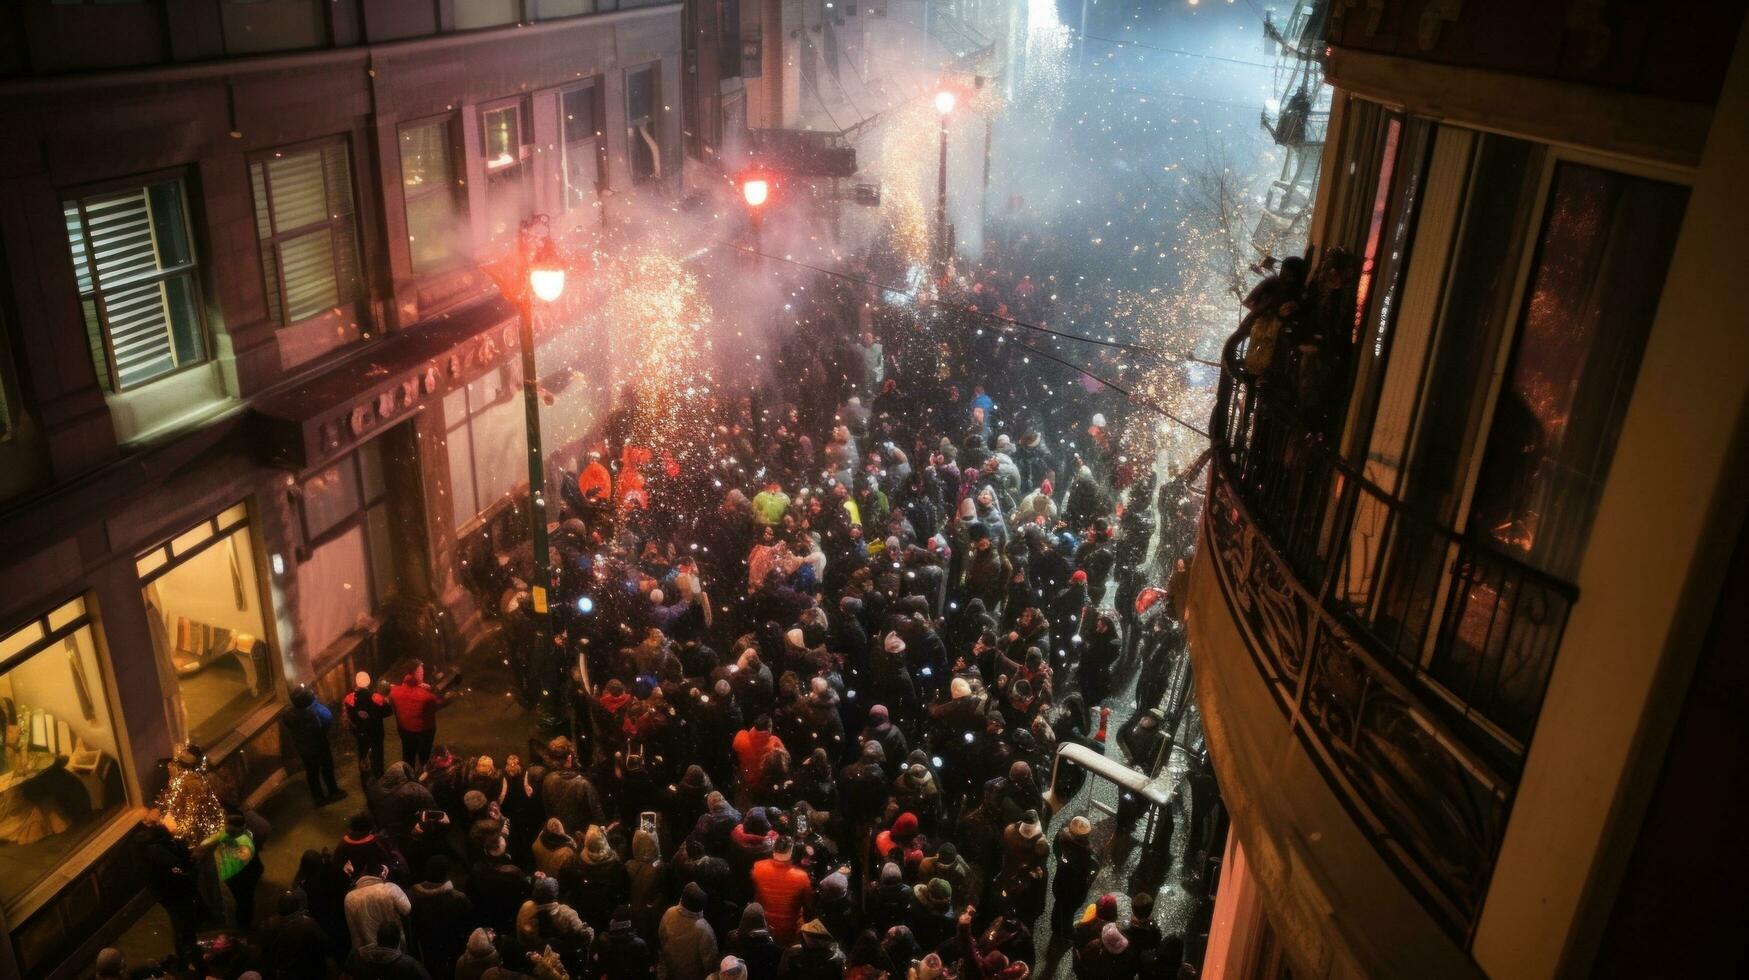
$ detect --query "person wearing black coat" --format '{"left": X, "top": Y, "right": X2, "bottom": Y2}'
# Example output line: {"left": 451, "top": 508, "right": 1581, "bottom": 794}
{"left": 728, "top": 902, "right": 785, "bottom": 980}
{"left": 132, "top": 817, "right": 201, "bottom": 966}
{"left": 284, "top": 686, "right": 343, "bottom": 805}
{"left": 408, "top": 857, "right": 474, "bottom": 980}
{"left": 591, "top": 906, "right": 657, "bottom": 978}
{"left": 775, "top": 920, "right": 846, "bottom": 979}
{"left": 346, "top": 921, "right": 433, "bottom": 980}
{"left": 468, "top": 842, "right": 532, "bottom": 935}
{"left": 1051, "top": 817, "right": 1099, "bottom": 937}
{"left": 257, "top": 888, "right": 331, "bottom": 980}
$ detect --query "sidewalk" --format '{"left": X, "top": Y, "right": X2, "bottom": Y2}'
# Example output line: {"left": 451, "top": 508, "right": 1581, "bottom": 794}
{"left": 112, "top": 636, "right": 541, "bottom": 968}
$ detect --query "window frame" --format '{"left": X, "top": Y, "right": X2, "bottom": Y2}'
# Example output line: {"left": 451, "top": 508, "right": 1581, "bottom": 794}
{"left": 249, "top": 135, "right": 362, "bottom": 329}
{"left": 398, "top": 113, "right": 466, "bottom": 275}
{"left": 479, "top": 97, "right": 535, "bottom": 241}
{"left": 625, "top": 62, "right": 663, "bottom": 183}
{"left": 298, "top": 442, "right": 395, "bottom": 615}
{"left": 445, "top": 363, "right": 521, "bottom": 535}
{"left": 0, "top": 594, "right": 136, "bottom": 922}
{"left": 559, "top": 79, "right": 607, "bottom": 215}
{"left": 62, "top": 169, "right": 209, "bottom": 393}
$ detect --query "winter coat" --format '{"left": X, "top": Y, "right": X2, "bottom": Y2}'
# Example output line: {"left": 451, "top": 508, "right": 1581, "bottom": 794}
{"left": 625, "top": 829, "right": 671, "bottom": 942}
{"left": 591, "top": 921, "right": 657, "bottom": 978}
{"left": 532, "top": 830, "right": 578, "bottom": 879}
{"left": 469, "top": 860, "right": 531, "bottom": 935}
{"left": 344, "top": 686, "right": 392, "bottom": 739}
{"left": 658, "top": 905, "right": 719, "bottom": 980}
{"left": 540, "top": 770, "right": 607, "bottom": 833}
{"left": 344, "top": 875, "right": 412, "bottom": 952}
{"left": 258, "top": 909, "right": 330, "bottom": 980}
{"left": 345, "top": 943, "right": 433, "bottom": 980}
{"left": 776, "top": 938, "right": 846, "bottom": 980}
{"left": 734, "top": 728, "right": 786, "bottom": 791}
{"left": 410, "top": 880, "right": 474, "bottom": 980}
{"left": 751, "top": 859, "right": 814, "bottom": 945}
{"left": 389, "top": 680, "right": 442, "bottom": 733}
{"left": 370, "top": 763, "right": 437, "bottom": 841}
{"left": 284, "top": 688, "right": 334, "bottom": 755}
{"left": 515, "top": 899, "right": 590, "bottom": 955}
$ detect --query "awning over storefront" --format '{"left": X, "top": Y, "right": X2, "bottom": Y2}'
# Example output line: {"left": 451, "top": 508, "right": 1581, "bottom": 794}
{"left": 252, "top": 295, "right": 518, "bottom": 471}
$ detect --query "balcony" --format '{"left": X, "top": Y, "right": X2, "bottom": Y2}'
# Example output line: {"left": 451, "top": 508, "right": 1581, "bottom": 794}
{"left": 1198, "top": 330, "right": 1577, "bottom": 937}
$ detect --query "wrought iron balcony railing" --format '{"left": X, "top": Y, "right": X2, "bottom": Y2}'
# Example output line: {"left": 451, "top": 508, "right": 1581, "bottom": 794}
{"left": 1202, "top": 331, "right": 1577, "bottom": 937}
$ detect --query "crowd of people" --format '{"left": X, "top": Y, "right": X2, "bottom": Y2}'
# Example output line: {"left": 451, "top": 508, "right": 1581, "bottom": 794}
{"left": 110, "top": 245, "right": 1216, "bottom": 980}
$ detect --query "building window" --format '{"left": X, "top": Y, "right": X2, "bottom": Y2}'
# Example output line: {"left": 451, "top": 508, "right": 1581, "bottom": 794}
{"left": 62, "top": 180, "right": 206, "bottom": 392}
{"left": 453, "top": 0, "right": 520, "bottom": 29}
{"left": 400, "top": 119, "right": 464, "bottom": 274}
{"left": 250, "top": 141, "right": 361, "bottom": 328}
{"left": 298, "top": 439, "right": 399, "bottom": 656}
{"left": 0, "top": 596, "right": 128, "bottom": 916}
{"left": 137, "top": 504, "right": 275, "bottom": 748}
{"left": 482, "top": 102, "right": 533, "bottom": 242}
{"left": 626, "top": 65, "right": 662, "bottom": 181}
{"left": 561, "top": 83, "right": 603, "bottom": 215}
{"left": 444, "top": 363, "right": 526, "bottom": 532}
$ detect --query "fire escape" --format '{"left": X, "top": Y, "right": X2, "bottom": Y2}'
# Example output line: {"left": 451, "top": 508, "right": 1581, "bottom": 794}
{"left": 1254, "top": 0, "right": 1331, "bottom": 258}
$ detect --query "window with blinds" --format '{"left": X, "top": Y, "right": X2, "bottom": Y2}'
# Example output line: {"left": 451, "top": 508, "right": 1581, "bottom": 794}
{"left": 251, "top": 141, "right": 361, "bottom": 327}
{"left": 63, "top": 181, "right": 205, "bottom": 392}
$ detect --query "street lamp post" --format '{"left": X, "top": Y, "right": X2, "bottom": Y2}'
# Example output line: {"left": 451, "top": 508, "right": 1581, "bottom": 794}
{"left": 741, "top": 175, "right": 770, "bottom": 259}
{"left": 516, "top": 218, "right": 565, "bottom": 728}
{"left": 934, "top": 88, "right": 955, "bottom": 276}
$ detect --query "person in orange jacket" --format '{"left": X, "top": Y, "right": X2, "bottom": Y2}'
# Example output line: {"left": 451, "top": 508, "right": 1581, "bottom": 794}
{"left": 732, "top": 715, "right": 785, "bottom": 794}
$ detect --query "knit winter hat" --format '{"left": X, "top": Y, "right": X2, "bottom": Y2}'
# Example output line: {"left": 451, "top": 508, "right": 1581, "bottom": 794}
{"left": 532, "top": 877, "right": 560, "bottom": 903}
{"left": 744, "top": 808, "right": 771, "bottom": 836}
{"left": 892, "top": 812, "right": 919, "bottom": 840}
{"left": 819, "top": 871, "right": 849, "bottom": 901}
{"left": 913, "top": 877, "right": 953, "bottom": 911}
{"left": 1096, "top": 893, "right": 1120, "bottom": 920}
{"left": 681, "top": 881, "right": 707, "bottom": 912}
{"left": 936, "top": 843, "right": 959, "bottom": 863}
{"left": 861, "top": 740, "right": 886, "bottom": 763}
{"left": 1039, "top": 479, "right": 1053, "bottom": 497}
{"left": 1071, "top": 569, "right": 1088, "bottom": 583}
{"left": 1101, "top": 922, "right": 1129, "bottom": 954}
{"left": 868, "top": 704, "right": 889, "bottom": 723}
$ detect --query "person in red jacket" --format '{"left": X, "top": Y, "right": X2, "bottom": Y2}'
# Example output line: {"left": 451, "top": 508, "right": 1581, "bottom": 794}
{"left": 389, "top": 665, "right": 448, "bottom": 770}
{"left": 732, "top": 715, "right": 785, "bottom": 794}
{"left": 750, "top": 837, "right": 813, "bottom": 945}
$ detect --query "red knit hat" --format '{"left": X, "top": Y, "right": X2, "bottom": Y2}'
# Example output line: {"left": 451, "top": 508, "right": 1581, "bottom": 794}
{"left": 1071, "top": 570, "right": 1088, "bottom": 584}
{"left": 1039, "top": 479, "right": 1053, "bottom": 497}
{"left": 892, "top": 812, "right": 919, "bottom": 841}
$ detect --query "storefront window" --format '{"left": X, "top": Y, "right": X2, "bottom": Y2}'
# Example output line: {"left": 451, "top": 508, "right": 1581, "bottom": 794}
{"left": 0, "top": 597, "right": 128, "bottom": 915}
{"left": 298, "top": 439, "right": 399, "bottom": 656}
{"left": 444, "top": 363, "right": 526, "bottom": 531}
{"left": 138, "top": 504, "right": 276, "bottom": 748}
